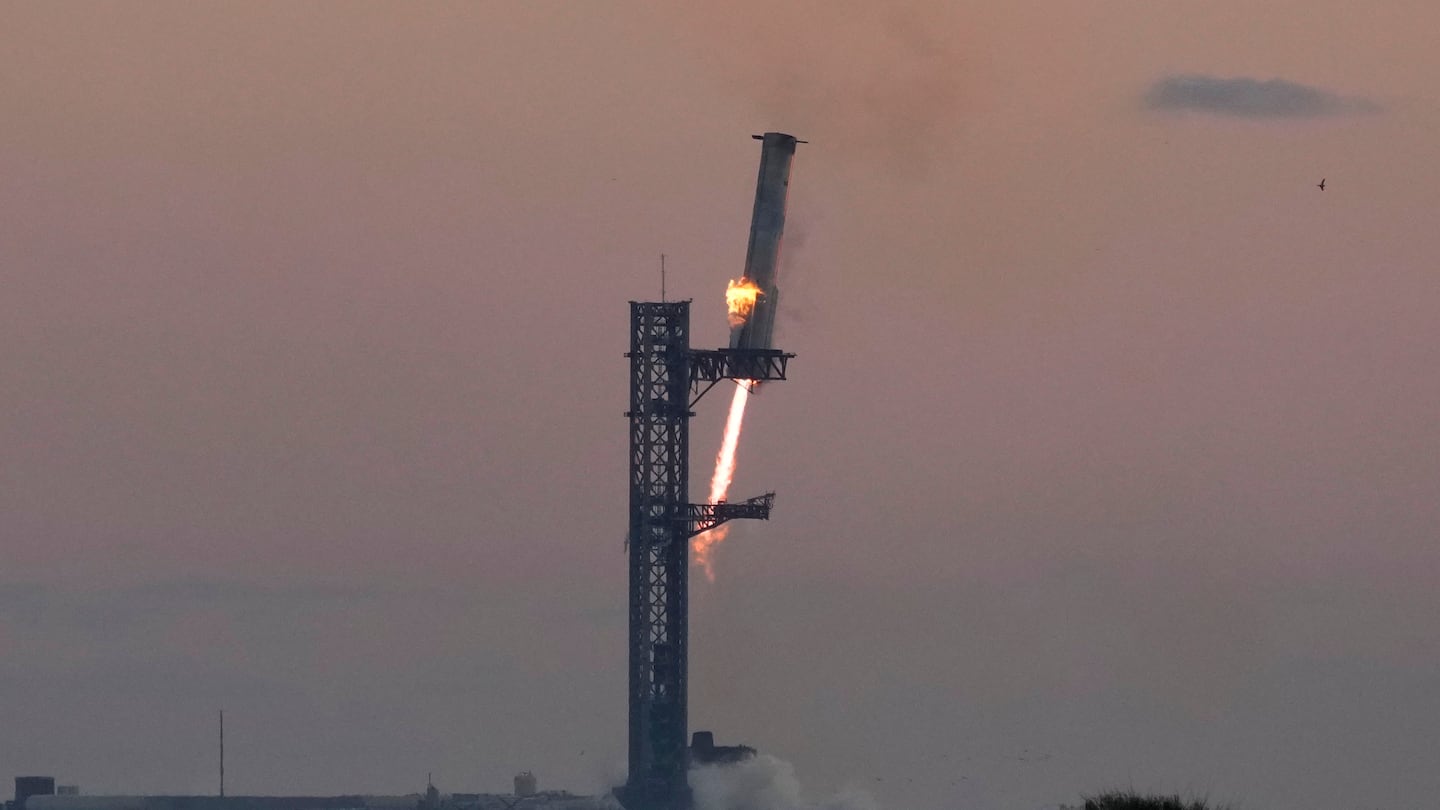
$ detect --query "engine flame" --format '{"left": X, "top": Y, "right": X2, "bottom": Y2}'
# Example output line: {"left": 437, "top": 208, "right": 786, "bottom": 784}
{"left": 692, "top": 379, "right": 753, "bottom": 581}
{"left": 725, "top": 278, "right": 763, "bottom": 327}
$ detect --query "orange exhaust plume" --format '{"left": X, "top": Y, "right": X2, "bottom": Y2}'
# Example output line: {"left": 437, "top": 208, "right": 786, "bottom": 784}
{"left": 692, "top": 379, "right": 753, "bottom": 581}
{"left": 725, "top": 278, "right": 763, "bottom": 327}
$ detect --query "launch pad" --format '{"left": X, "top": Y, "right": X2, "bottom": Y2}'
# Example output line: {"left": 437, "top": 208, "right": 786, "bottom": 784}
{"left": 620, "top": 132, "right": 801, "bottom": 810}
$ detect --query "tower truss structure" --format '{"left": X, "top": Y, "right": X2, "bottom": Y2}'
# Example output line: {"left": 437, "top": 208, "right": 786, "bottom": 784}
{"left": 621, "top": 300, "right": 791, "bottom": 810}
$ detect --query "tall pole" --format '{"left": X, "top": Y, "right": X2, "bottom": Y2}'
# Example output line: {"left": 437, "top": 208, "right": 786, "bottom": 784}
{"left": 219, "top": 710, "right": 225, "bottom": 798}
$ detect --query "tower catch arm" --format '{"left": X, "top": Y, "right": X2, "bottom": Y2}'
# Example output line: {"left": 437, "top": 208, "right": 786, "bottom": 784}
{"left": 684, "top": 492, "right": 775, "bottom": 539}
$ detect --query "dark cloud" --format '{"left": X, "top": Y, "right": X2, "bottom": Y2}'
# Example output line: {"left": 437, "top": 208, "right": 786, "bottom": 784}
{"left": 1145, "top": 74, "right": 1379, "bottom": 117}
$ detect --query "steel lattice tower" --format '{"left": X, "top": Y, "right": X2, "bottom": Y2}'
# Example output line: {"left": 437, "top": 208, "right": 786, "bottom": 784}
{"left": 624, "top": 301, "right": 693, "bottom": 810}
{"left": 621, "top": 301, "right": 791, "bottom": 810}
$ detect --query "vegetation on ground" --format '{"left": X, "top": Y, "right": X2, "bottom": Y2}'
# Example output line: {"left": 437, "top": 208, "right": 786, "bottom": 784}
{"left": 1083, "top": 791, "right": 1223, "bottom": 810}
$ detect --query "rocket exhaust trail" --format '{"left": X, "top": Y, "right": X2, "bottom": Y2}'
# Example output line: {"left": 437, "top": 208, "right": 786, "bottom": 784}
{"left": 693, "top": 378, "right": 753, "bottom": 581}
{"left": 693, "top": 133, "right": 799, "bottom": 580}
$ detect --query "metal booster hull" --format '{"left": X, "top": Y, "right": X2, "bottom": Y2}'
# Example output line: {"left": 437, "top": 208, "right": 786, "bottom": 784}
{"left": 729, "top": 132, "right": 801, "bottom": 351}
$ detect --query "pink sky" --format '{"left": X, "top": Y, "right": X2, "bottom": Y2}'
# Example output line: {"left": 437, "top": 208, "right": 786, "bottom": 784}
{"left": 2, "top": 3, "right": 1438, "bottom": 809}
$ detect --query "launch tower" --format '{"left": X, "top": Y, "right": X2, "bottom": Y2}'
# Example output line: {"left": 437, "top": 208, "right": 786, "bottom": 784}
{"left": 620, "top": 133, "right": 801, "bottom": 810}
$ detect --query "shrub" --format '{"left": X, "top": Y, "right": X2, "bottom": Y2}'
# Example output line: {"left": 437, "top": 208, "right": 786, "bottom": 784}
{"left": 1083, "top": 791, "right": 1219, "bottom": 810}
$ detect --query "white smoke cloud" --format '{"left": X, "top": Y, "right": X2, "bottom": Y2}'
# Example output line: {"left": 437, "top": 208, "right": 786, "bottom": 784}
{"left": 691, "top": 755, "right": 879, "bottom": 810}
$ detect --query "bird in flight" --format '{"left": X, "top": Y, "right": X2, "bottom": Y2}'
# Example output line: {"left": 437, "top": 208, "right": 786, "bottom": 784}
{"left": 1318, "top": 178, "right": 1326, "bottom": 191}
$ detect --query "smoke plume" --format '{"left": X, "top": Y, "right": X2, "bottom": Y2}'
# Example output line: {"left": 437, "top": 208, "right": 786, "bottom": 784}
{"left": 662, "top": 2, "right": 971, "bottom": 168}
{"left": 691, "top": 755, "right": 879, "bottom": 810}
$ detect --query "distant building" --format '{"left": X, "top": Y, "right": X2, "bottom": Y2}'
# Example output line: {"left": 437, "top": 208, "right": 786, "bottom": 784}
{"left": 27, "top": 792, "right": 615, "bottom": 810}
{"left": 15, "top": 777, "right": 56, "bottom": 810}
{"left": 512, "top": 773, "right": 537, "bottom": 798}
{"left": 30, "top": 798, "right": 417, "bottom": 810}
{"left": 15, "top": 770, "right": 614, "bottom": 810}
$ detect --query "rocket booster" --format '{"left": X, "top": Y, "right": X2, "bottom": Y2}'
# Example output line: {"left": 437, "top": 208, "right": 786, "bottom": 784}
{"left": 730, "top": 132, "right": 801, "bottom": 351}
